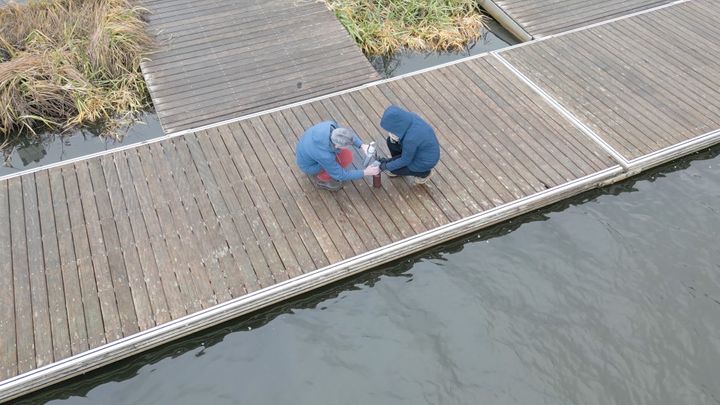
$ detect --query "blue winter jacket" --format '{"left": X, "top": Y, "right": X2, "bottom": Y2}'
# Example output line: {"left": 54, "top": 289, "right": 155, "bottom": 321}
{"left": 380, "top": 106, "right": 440, "bottom": 172}
{"left": 296, "top": 121, "right": 364, "bottom": 181}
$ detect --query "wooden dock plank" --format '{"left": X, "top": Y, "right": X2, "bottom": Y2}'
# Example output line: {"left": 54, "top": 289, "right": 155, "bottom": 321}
{"left": 231, "top": 121, "right": 305, "bottom": 279}
{"left": 113, "top": 153, "right": 172, "bottom": 325}
{"left": 136, "top": 144, "right": 215, "bottom": 310}
{"left": 444, "top": 63, "right": 573, "bottom": 185}
{"left": 100, "top": 156, "right": 155, "bottom": 331}
{"left": 62, "top": 167, "right": 107, "bottom": 348}
{"left": 183, "top": 132, "right": 259, "bottom": 294}
{"left": 20, "top": 175, "right": 54, "bottom": 368}
{"left": 144, "top": 35, "right": 349, "bottom": 84}
{"left": 47, "top": 169, "right": 89, "bottom": 355}
{"left": 0, "top": 180, "right": 17, "bottom": 379}
{"left": 256, "top": 114, "right": 337, "bottom": 267}
{"left": 35, "top": 171, "right": 72, "bottom": 362}
{"left": 499, "top": 0, "right": 720, "bottom": 160}
{"left": 615, "top": 13, "right": 720, "bottom": 124}
{"left": 8, "top": 177, "right": 35, "bottom": 374}
{"left": 212, "top": 125, "right": 284, "bottom": 286}
{"left": 203, "top": 127, "right": 276, "bottom": 288}
{"left": 225, "top": 118, "right": 324, "bottom": 277}
{"left": 149, "top": 140, "right": 233, "bottom": 303}
{"left": 182, "top": 131, "right": 289, "bottom": 283}
{"left": 74, "top": 162, "right": 128, "bottom": 340}
{"left": 554, "top": 36, "right": 684, "bottom": 148}
{"left": 466, "top": 62, "right": 606, "bottom": 174}
{"left": 486, "top": 0, "right": 673, "bottom": 38}
{"left": 261, "top": 112, "right": 346, "bottom": 264}
{"left": 388, "top": 75, "right": 525, "bottom": 205}
{"left": 458, "top": 63, "right": 581, "bottom": 182}
{"left": 279, "top": 108, "right": 365, "bottom": 259}
{"left": 125, "top": 150, "right": 188, "bottom": 319}
{"left": 502, "top": 42, "right": 649, "bottom": 158}
{"left": 454, "top": 62, "right": 579, "bottom": 183}
{"left": 142, "top": 0, "right": 379, "bottom": 133}
{"left": 567, "top": 34, "right": 696, "bottom": 146}
{"left": 86, "top": 159, "right": 140, "bottom": 337}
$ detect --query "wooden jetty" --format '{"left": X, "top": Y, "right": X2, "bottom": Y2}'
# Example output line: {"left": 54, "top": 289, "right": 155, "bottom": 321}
{"left": 480, "top": 0, "right": 677, "bottom": 40}
{"left": 1, "top": 0, "right": 720, "bottom": 401}
{"left": 141, "top": 0, "right": 379, "bottom": 134}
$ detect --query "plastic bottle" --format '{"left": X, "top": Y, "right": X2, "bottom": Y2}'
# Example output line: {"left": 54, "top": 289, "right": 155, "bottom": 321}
{"left": 364, "top": 142, "right": 381, "bottom": 188}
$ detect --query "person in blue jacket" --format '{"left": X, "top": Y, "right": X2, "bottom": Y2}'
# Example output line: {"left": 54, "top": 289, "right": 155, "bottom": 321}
{"left": 296, "top": 121, "right": 380, "bottom": 191}
{"left": 377, "top": 105, "right": 440, "bottom": 184}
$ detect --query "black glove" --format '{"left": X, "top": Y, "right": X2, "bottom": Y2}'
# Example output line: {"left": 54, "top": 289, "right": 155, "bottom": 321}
{"left": 377, "top": 158, "right": 389, "bottom": 171}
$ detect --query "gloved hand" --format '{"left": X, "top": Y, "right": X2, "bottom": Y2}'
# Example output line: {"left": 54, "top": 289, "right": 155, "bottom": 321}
{"left": 387, "top": 133, "right": 400, "bottom": 143}
{"left": 377, "top": 158, "right": 389, "bottom": 171}
{"left": 361, "top": 143, "right": 370, "bottom": 155}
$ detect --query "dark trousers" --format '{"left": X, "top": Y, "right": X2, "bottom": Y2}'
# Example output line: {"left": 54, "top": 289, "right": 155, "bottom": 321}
{"left": 385, "top": 137, "right": 431, "bottom": 178}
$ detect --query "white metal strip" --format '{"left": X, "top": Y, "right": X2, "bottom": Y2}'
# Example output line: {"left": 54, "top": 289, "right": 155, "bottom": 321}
{"left": 628, "top": 128, "right": 720, "bottom": 171}
{"left": 0, "top": 165, "right": 624, "bottom": 403}
{"left": 492, "top": 52, "right": 630, "bottom": 169}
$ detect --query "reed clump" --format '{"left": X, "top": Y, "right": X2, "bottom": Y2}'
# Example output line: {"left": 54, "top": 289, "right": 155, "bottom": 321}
{"left": 0, "top": 0, "right": 154, "bottom": 148}
{"left": 322, "top": 0, "right": 485, "bottom": 56}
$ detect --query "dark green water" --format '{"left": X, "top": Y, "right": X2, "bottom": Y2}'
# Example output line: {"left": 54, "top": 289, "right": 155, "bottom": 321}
{"left": 371, "top": 20, "right": 519, "bottom": 78}
{"left": 17, "top": 147, "right": 720, "bottom": 405}
{"left": 0, "top": 113, "right": 162, "bottom": 178}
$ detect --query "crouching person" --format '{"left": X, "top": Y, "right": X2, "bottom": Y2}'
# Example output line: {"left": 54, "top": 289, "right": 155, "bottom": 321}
{"left": 296, "top": 121, "right": 380, "bottom": 191}
{"left": 377, "top": 105, "right": 440, "bottom": 185}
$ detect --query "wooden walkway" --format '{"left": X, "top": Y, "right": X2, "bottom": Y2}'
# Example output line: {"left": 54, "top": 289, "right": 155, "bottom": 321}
{"left": 140, "top": 0, "right": 379, "bottom": 134}
{"left": 481, "top": 0, "right": 676, "bottom": 40}
{"left": 2, "top": 0, "right": 720, "bottom": 401}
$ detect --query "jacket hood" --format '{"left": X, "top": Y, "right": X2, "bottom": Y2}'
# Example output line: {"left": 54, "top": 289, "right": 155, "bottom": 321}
{"left": 380, "top": 105, "right": 413, "bottom": 139}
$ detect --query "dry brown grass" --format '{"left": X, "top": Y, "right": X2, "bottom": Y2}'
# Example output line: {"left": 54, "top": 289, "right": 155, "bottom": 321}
{"left": 0, "top": 0, "right": 154, "bottom": 148}
{"left": 322, "top": 0, "right": 485, "bottom": 56}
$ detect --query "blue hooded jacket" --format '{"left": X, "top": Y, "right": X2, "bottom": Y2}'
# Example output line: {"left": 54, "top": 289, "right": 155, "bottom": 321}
{"left": 380, "top": 106, "right": 440, "bottom": 172}
{"left": 296, "top": 120, "right": 364, "bottom": 181}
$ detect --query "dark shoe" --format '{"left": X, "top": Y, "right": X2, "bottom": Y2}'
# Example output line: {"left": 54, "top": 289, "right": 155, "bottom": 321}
{"left": 310, "top": 175, "right": 344, "bottom": 191}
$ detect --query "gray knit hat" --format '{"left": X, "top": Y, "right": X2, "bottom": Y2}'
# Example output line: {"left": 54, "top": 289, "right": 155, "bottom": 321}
{"left": 330, "top": 127, "right": 356, "bottom": 147}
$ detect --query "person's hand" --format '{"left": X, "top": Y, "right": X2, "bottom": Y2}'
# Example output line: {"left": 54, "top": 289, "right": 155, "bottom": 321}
{"left": 376, "top": 158, "right": 389, "bottom": 171}
{"left": 361, "top": 143, "right": 370, "bottom": 155}
{"left": 364, "top": 165, "right": 380, "bottom": 176}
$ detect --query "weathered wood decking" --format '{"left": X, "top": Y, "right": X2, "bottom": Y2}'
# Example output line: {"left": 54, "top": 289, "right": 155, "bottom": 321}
{"left": 141, "top": 0, "right": 379, "bottom": 134}
{"left": 481, "top": 0, "right": 676, "bottom": 40}
{"left": 2, "top": 0, "right": 720, "bottom": 401}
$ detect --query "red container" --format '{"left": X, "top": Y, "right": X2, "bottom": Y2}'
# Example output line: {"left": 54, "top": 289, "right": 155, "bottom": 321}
{"left": 373, "top": 174, "right": 382, "bottom": 188}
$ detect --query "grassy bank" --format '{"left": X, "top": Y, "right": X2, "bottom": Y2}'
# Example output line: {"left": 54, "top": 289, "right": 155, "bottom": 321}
{"left": 0, "top": 0, "right": 154, "bottom": 149}
{"left": 322, "top": 0, "right": 485, "bottom": 55}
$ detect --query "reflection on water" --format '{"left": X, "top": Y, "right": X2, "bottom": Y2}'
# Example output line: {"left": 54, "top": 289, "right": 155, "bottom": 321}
{"left": 19, "top": 147, "right": 720, "bottom": 405}
{"left": 371, "top": 20, "right": 520, "bottom": 78}
{"left": 0, "top": 112, "right": 163, "bottom": 177}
